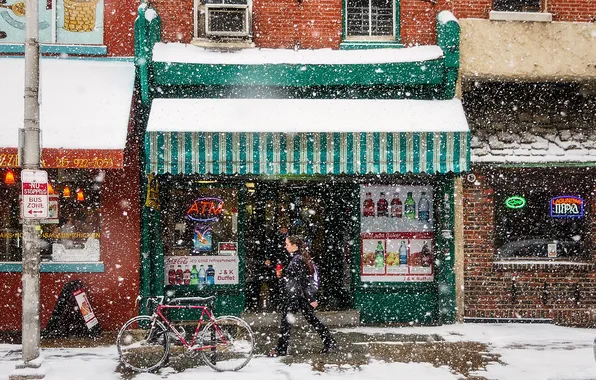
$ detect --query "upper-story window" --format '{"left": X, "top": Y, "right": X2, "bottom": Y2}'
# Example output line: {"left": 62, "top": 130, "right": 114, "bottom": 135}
{"left": 0, "top": 0, "right": 104, "bottom": 44}
{"left": 194, "top": 0, "right": 251, "bottom": 42}
{"left": 345, "top": 0, "right": 395, "bottom": 40}
{"left": 493, "top": 0, "right": 541, "bottom": 12}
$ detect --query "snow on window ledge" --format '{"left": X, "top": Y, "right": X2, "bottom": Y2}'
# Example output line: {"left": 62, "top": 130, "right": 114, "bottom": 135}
{"left": 493, "top": 260, "right": 594, "bottom": 272}
{"left": 489, "top": 11, "right": 552, "bottom": 22}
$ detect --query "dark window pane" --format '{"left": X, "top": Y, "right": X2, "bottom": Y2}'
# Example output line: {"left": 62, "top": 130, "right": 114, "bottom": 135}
{"left": 208, "top": 8, "right": 246, "bottom": 33}
{"left": 371, "top": 0, "right": 393, "bottom": 35}
{"left": 347, "top": 0, "right": 370, "bottom": 36}
{"left": 493, "top": 0, "right": 541, "bottom": 12}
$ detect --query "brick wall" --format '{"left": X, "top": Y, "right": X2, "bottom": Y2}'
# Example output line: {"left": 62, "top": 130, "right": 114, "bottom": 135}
{"left": 147, "top": 0, "right": 596, "bottom": 48}
{"left": 150, "top": 0, "right": 194, "bottom": 43}
{"left": 463, "top": 172, "right": 596, "bottom": 327}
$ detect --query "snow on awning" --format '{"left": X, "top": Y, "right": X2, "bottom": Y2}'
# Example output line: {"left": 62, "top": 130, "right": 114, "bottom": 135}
{"left": 0, "top": 58, "right": 135, "bottom": 169}
{"left": 145, "top": 98, "right": 470, "bottom": 175}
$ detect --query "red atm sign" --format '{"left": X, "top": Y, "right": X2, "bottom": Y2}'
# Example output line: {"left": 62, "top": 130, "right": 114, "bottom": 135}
{"left": 22, "top": 170, "right": 49, "bottom": 219}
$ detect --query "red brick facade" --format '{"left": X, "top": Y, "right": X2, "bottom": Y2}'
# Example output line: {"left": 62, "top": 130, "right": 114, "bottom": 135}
{"left": 149, "top": 0, "right": 596, "bottom": 47}
{"left": 463, "top": 172, "right": 596, "bottom": 326}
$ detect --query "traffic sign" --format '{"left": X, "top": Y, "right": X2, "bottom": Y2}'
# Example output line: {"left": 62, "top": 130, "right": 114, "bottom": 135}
{"left": 21, "top": 170, "right": 49, "bottom": 219}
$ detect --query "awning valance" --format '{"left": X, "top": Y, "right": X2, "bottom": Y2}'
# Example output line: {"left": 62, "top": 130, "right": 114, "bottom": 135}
{"left": 0, "top": 58, "right": 135, "bottom": 169}
{"left": 145, "top": 98, "right": 470, "bottom": 175}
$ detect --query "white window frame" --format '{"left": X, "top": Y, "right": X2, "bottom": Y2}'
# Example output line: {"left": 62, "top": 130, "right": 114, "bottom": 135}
{"left": 344, "top": 0, "right": 396, "bottom": 41}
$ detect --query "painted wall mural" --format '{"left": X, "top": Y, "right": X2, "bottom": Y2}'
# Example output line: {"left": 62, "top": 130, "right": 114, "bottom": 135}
{"left": 0, "top": 0, "right": 103, "bottom": 44}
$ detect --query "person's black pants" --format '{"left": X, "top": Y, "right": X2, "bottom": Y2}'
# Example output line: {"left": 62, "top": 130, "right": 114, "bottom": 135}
{"left": 275, "top": 298, "right": 334, "bottom": 354}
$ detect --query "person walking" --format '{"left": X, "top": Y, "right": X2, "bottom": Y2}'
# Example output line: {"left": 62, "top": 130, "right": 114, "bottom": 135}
{"left": 268, "top": 235, "right": 338, "bottom": 357}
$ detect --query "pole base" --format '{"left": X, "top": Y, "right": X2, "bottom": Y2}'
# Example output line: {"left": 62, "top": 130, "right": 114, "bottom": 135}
{"left": 9, "top": 359, "right": 45, "bottom": 379}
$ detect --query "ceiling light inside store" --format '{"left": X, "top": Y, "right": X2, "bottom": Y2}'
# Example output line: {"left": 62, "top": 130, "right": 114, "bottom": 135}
{"left": 4, "top": 169, "right": 15, "bottom": 185}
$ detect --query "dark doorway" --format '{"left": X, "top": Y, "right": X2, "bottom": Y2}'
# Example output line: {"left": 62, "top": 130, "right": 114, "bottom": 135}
{"left": 244, "top": 180, "right": 358, "bottom": 312}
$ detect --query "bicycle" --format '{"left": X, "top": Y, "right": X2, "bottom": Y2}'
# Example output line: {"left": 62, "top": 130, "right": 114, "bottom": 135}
{"left": 116, "top": 295, "right": 254, "bottom": 372}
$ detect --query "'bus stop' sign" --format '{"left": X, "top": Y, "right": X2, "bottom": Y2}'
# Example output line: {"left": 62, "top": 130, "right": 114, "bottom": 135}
{"left": 21, "top": 169, "right": 49, "bottom": 219}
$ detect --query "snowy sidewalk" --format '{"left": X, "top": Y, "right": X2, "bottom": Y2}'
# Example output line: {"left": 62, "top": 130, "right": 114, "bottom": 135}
{"left": 1, "top": 323, "right": 596, "bottom": 380}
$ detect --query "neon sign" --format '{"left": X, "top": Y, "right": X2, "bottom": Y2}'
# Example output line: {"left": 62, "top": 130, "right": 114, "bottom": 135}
{"left": 505, "top": 196, "right": 526, "bottom": 209}
{"left": 187, "top": 197, "right": 224, "bottom": 222}
{"left": 550, "top": 196, "right": 584, "bottom": 218}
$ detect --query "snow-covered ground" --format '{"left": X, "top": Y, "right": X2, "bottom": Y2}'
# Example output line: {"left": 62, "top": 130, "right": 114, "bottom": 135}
{"left": 1, "top": 323, "right": 596, "bottom": 380}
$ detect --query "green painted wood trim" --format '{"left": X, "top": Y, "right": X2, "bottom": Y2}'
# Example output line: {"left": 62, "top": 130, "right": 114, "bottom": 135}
{"left": 339, "top": 41, "right": 404, "bottom": 50}
{"left": 473, "top": 162, "right": 596, "bottom": 168}
{"left": 0, "top": 44, "right": 108, "bottom": 55}
{"left": 134, "top": 4, "right": 161, "bottom": 105}
{"left": 0, "top": 262, "right": 105, "bottom": 272}
{"left": 435, "top": 12, "right": 460, "bottom": 100}
{"left": 435, "top": 174, "right": 456, "bottom": 324}
{"left": 140, "top": 205, "right": 153, "bottom": 315}
{"left": 151, "top": 60, "right": 444, "bottom": 87}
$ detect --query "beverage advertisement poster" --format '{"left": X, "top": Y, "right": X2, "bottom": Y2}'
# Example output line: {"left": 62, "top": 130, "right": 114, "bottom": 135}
{"left": 73, "top": 289, "right": 99, "bottom": 330}
{"left": 165, "top": 255, "right": 239, "bottom": 285}
{"left": 360, "top": 185, "right": 434, "bottom": 282}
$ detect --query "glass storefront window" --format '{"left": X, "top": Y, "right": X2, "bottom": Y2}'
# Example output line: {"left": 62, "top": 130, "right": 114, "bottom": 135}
{"left": 0, "top": 169, "right": 102, "bottom": 262}
{"left": 494, "top": 178, "right": 589, "bottom": 261}
{"left": 161, "top": 183, "right": 239, "bottom": 287}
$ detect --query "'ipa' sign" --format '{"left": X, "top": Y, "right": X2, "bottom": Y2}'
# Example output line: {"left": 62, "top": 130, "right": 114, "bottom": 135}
{"left": 550, "top": 196, "right": 584, "bottom": 218}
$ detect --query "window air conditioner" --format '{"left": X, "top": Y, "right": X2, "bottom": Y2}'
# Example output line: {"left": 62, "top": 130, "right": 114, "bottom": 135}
{"left": 205, "top": 4, "right": 249, "bottom": 37}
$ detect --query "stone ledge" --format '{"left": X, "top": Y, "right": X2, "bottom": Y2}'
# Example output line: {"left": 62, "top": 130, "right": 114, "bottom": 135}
{"left": 240, "top": 309, "right": 360, "bottom": 329}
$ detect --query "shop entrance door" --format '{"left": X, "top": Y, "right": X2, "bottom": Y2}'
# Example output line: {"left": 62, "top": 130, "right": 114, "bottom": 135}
{"left": 244, "top": 180, "right": 358, "bottom": 312}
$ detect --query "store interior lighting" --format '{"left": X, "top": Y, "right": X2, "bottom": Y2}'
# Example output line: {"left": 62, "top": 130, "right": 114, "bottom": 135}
{"left": 76, "top": 188, "right": 84, "bottom": 201}
{"left": 48, "top": 182, "right": 55, "bottom": 194}
{"left": 4, "top": 169, "right": 15, "bottom": 185}
{"left": 63, "top": 185, "right": 71, "bottom": 198}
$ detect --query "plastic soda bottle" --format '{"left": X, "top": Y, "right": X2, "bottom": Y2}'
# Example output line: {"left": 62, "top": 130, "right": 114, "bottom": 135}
{"left": 168, "top": 266, "right": 176, "bottom": 285}
{"left": 404, "top": 192, "right": 416, "bottom": 220}
{"left": 418, "top": 192, "right": 431, "bottom": 222}
{"left": 363, "top": 192, "right": 375, "bottom": 217}
{"left": 183, "top": 266, "right": 191, "bottom": 285}
{"left": 176, "top": 265, "right": 184, "bottom": 285}
{"left": 206, "top": 265, "right": 215, "bottom": 285}
{"left": 198, "top": 265, "right": 206, "bottom": 285}
{"left": 375, "top": 241, "right": 385, "bottom": 268}
{"left": 399, "top": 240, "right": 408, "bottom": 267}
{"left": 421, "top": 241, "right": 432, "bottom": 267}
{"left": 190, "top": 265, "right": 199, "bottom": 285}
{"left": 390, "top": 193, "right": 402, "bottom": 218}
{"left": 377, "top": 192, "right": 388, "bottom": 217}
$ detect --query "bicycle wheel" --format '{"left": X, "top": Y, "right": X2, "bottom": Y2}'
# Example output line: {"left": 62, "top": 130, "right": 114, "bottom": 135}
{"left": 116, "top": 315, "right": 170, "bottom": 372}
{"left": 198, "top": 315, "right": 254, "bottom": 372}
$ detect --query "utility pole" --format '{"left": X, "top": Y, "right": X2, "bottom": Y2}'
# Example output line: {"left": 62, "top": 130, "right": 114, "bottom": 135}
{"left": 10, "top": 0, "right": 44, "bottom": 377}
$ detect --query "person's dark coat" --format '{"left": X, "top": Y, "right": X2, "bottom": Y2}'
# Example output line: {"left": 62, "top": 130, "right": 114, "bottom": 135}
{"left": 281, "top": 250, "right": 316, "bottom": 304}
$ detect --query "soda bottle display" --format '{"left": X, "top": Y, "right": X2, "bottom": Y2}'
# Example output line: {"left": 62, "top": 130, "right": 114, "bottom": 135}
{"left": 176, "top": 265, "right": 184, "bottom": 285}
{"left": 418, "top": 192, "right": 431, "bottom": 222}
{"left": 206, "top": 265, "right": 215, "bottom": 285}
{"left": 362, "top": 192, "right": 375, "bottom": 217}
{"left": 404, "top": 192, "right": 416, "bottom": 220}
{"left": 390, "top": 193, "right": 402, "bottom": 218}
{"left": 168, "top": 265, "right": 176, "bottom": 285}
{"left": 377, "top": 192, "right": 388, "bottom": 217}
{"left": 421, "top": 241, "right": 433, "bottom": 267}
{"left": 198, "top": 265, "right": 207, "bottom": 285}
{"left": 399, "top": 240, "right": 408, "bottom": 267}
{"left": 190, "top": 265, "right": 199, "bottom": 285}
{"left": 183, "top": 266, "right": 191, "bottom": 285}
{"left": 375, "top": 241, "right": 385, "bottom": 268}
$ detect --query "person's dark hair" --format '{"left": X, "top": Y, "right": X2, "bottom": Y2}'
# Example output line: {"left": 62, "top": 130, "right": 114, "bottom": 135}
{"left": 287, "top": 234, "right": 315, "bottom": 275}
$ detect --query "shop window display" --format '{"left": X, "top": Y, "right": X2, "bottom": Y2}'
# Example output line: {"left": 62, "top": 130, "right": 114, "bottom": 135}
{"left": 495, "top": 189, "right": 588, "bottom": 261}
{"left": 0, "top": 169, "right": 102, "bottom": 262}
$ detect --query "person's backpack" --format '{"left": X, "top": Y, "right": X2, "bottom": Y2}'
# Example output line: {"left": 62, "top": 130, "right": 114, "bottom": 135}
{"left": 306, "top": 262, "right": 320, "bottom": 297}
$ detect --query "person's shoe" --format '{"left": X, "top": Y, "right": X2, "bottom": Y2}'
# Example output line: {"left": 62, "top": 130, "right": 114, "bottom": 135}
{"left": 321, "top": 342, "right": 339, "bottom": 354}
{"left": 267, "top": 348, "right": 287, "bottom": 357}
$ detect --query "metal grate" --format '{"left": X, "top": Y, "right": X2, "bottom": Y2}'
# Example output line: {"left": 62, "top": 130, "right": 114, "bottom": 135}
{"left": 346, "top": 0, "right": 393, "bottom": 37}
{"left": 493, "top": 0, "right": 541, "bottom": 12}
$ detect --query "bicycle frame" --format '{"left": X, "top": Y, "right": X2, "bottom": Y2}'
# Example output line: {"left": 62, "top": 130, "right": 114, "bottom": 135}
{"left": 152, "top": 302, "right": 227, "bottom": 352}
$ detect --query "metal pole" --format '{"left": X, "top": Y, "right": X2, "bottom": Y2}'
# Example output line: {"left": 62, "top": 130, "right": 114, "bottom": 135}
{"left": 21, "top": 0, "right": 42, "bottom": 369}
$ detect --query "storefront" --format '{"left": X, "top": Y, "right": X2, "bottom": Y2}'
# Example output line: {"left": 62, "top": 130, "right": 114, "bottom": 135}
{"left": 0, "top": 57, "right": 139, "bottom": 332}
{"left": 135, "top": 7, "right": 469, "bottom": 324}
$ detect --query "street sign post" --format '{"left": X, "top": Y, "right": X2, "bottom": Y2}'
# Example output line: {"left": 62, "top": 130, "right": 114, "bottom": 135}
{"left": 21, "top": 169, "right": 48, "bottom": 219}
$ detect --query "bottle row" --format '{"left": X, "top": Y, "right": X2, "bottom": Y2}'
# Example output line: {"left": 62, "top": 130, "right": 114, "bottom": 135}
{"left": 363, "top": 240, "right": 432, "bottom": 268}
{"left": 167, "top": 264, "right": 215, "bottom": 286}
{"left": 362, "top": 191, "right": 431, "bottom": 222}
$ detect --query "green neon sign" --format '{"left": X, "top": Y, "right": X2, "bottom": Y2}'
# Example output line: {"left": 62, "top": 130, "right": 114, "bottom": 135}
{"left": 505, "top": 196, "right": 526, "bottom": 209}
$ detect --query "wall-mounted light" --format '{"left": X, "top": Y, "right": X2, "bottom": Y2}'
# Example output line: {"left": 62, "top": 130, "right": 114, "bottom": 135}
{"left": 63, "top": 185, "right": 71, "bottom": 198}
{"left": 76, "top": 188, "right": 85, "bottom": 201}
{"left": 4, "top": 169, "right": 15, "bottom": 185}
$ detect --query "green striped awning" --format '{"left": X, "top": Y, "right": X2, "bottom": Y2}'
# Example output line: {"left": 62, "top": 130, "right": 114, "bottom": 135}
{"left": 145, "top": 131, "right": 469, "bottom": 175}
